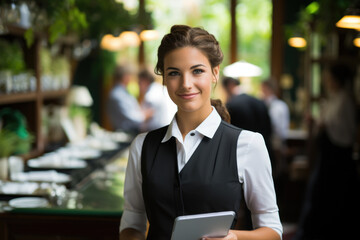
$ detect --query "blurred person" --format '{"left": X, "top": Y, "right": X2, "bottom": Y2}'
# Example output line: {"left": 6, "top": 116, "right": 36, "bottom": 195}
{"left": 222, "top": 76, "right": 274, "bottom": 167}
{"left": 222, "top": 76, "right": 241, "bottom": 101}
{"left": 292, "top": 62, "right": 359, "bottom": 240}
{"left": 261, "top": 79, "right": 289, "bottom": 146}
{"left": 138, "top": 68, "right": 177, "bottom": 131}
{"left": 120, "top": 25, "right": 282, "bottom": 240}
{"left": 107, "top": 65, "right": 153, "bottom": 133}
{"left": 261, "top": 79, "right": 290, "bottom": 175}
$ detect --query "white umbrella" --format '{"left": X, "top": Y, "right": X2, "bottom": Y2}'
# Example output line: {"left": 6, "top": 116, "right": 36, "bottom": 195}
{"left": 223, "top": 60, "right": 262, "bottom": 78}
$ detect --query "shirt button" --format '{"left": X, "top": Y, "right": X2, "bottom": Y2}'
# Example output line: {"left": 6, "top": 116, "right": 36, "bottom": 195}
{"left": 190, "top": 132, "right": 195, "bottom": 136}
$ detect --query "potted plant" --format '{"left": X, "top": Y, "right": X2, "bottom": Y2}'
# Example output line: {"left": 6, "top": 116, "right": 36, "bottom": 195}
{"left": 0, "top": 108, "right": 33, "bottom": 180}
{"left": 0, "top": 39, "right": 26, "bottom": 94}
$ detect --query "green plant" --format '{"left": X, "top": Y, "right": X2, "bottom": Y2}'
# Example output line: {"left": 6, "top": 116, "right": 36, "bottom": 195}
{"left": 0, "top": 39, "right": 26, "bottom": 73}
{"left": 69, "top": 104, "right": 91, "bottom": 128}
{"left": 75, "top": 0, "right": 141, "bottom": 41}
{"left": 0, "top": 108, "right": 33, "bottom": 158}
{"left": 286, "top": 0, "right": 354, "bottom": 44}
{"left": 23, "top": 0, "right": 88, "bottom": 46}
{"left": 0, "top": 129, "right": 33, "bottom": 158}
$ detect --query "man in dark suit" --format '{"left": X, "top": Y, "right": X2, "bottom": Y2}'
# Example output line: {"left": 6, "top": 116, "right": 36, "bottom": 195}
{"left": 222, "top": 76, "right": 275, "bottom": 231}
{"left": 222, "top": 77, "right": 273, "bottom": 164}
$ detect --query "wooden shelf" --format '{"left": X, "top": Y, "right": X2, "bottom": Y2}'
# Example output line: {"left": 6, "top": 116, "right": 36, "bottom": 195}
{"left": 0, "top": 92, "right": 37, "bottom": 105}
{"left": 42, "top": 89, "right": 69, "bottom": 99}
{"left": 0, "top": 24, "right": 73, "bottom": 158}
{"left": 0, "top": 24, "right": 27, "bottom": 37}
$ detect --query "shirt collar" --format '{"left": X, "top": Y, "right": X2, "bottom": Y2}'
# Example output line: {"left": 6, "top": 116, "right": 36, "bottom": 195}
{"left": 162, "top": 107, "right": 222, "bottom": 143}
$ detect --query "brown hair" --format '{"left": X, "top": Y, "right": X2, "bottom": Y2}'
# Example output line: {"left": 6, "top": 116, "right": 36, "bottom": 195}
{"left": 155, "top": 25, "right": 230, "bottom": 123}
{"left": 138, "top": 69, "right": 155, "bottom": 83}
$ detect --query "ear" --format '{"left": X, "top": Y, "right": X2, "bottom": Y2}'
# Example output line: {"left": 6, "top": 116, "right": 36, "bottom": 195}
{"left": 212, "top": 65, "right": 220, "bottom": 83}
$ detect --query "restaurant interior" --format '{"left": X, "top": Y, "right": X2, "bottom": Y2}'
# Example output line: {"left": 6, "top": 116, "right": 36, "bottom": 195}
{"left": 0, "top": 0, "right": 359, "bottom": 239}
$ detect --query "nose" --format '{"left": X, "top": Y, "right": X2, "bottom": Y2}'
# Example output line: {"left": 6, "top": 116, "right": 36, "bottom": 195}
{"left": 181, "top": 73, "right": 192, "bottom": 90}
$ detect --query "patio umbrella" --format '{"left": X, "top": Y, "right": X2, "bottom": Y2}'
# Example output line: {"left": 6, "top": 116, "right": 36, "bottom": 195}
{"left": 223, "top": 60, "right": 262, "bottom": 78}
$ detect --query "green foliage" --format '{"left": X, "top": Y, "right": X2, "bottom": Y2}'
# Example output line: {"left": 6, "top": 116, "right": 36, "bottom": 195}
{"left": 23, "top": 0, "right": 88, "bottom": 46}
{"left": 39, "top": 47, "right": 70, "bottom": 76}
{"left": 75, "top": 0, "right": 139, "bottom": 40}
{"left": 287, "top": 0, "right": 354, "bottom": 41}
{"left": 69, "top": 104, "right": 92, "bottom": 128}
{"left": 0, "top": 129, "right": 33, "bottom": 158}
{"left": 0, "top": 40, "right": 26, "bottom": 73}
{"left": 146, "top": 0, "right": 272, "bottom": 78}
{"left": 236, "top": 0, "right": 272, "bottom": 79}
{"left": 0, "top": 108, "right": 34, "bottom": 157}
{"left": 24, "top": 28, "right": 35, "bottom": 47}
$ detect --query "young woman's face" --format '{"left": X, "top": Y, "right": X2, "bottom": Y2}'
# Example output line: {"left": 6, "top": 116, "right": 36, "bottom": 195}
{"left": 163, "top": 46, "right": 219, "bottom": 115}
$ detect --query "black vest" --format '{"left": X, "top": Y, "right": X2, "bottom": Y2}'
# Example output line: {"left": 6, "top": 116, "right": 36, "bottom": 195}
{"left": 141, "top": 121, "right": 242, "bottom": 240}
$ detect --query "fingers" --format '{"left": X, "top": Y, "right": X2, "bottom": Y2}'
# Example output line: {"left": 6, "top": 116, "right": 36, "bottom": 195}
{"left": 201, "top": 232, "right": 237, "bottom": 240}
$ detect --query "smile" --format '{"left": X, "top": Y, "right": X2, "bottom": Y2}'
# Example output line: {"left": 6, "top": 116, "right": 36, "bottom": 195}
{"left": 177, "top": 92, "right": 199, "bottom": 100}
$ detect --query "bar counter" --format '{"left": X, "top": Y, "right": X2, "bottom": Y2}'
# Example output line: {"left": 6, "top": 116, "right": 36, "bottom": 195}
{"left": 0, "top": 143, "right": 130, "bottom": 240}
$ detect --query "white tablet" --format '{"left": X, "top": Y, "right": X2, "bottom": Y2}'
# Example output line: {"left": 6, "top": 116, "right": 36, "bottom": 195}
{"left": 171, "top": 211, "right": 235, "bottom": 240}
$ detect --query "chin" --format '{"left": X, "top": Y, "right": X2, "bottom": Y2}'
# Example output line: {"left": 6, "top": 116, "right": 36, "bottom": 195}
{"left": 177, "top": 103, "right": 201, "bottom": 113}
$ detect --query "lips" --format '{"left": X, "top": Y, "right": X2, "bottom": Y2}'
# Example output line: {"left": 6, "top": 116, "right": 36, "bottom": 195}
{"left": 177, "top": 92, "right": 199, "bottom": 100}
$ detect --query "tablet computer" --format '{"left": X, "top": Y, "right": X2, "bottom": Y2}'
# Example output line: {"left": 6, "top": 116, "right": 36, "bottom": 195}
{"left": 171, "top": 211, "right": 235, "bottom": 240}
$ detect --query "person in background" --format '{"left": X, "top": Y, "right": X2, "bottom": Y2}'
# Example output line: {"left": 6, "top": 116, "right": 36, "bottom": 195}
{"left": 292, "top": 62, "right": 359, "bottom": 240}
{"left": 107, "top": 65, "right": 153, "bottom": 133}
{"left": 120, "top": 25, "right": 282, "bottom": 240}
{"left": 222, "top": 76, "right": 274, "bottom": 168}
{"left": 137, "top": 69, "right": 177, "bottom": 131}
{"left": 222, "top": 76, "right": 241, "bottom": 102}
{"left": 261, "top": 79, "right": 290, "bottom": 175}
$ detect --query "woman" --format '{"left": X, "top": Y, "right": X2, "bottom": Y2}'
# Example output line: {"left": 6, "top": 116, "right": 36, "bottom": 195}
{"left": 120, "top": 25, "right": 282, "bottom": 240}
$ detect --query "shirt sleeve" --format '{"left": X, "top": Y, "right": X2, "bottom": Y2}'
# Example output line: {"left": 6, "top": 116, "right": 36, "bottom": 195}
{"left": 237, "top": 130, "right": 283, "bottom": 238}
{"left": 111, "top": 88, "right": 145, "bottom": 130}
{"left": 119, "top": 133, "right": 148, "bottom": 234}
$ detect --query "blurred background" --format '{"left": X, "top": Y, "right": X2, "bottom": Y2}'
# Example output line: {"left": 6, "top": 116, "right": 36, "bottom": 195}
{"left": 0, "top": 0, "right": 359, "bottom": 239}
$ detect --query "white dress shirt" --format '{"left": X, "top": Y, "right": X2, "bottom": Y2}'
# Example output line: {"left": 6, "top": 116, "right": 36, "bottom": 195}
{"left": 120, "top": 108, "right": 283, "bottom": 238}
{"left": 265, "top": 95, "right": 290, "bottom": 146}
{"left": 107, "top": 84, "right": 145, "bottom": 132}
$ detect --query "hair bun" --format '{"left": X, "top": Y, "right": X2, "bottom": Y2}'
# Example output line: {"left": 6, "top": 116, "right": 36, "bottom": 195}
{"left": 170, "top": 25, "right": 191, "bottom": 33}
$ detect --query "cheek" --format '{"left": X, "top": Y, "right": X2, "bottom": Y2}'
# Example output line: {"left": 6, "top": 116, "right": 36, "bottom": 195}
{"left": 197, "top": 76, "right": 213, "bottom": 94}
{"left": 165, "top": 79, "right": 178, "bottom": 96}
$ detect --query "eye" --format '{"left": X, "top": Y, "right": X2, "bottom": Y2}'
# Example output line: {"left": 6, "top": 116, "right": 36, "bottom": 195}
{"left": 193, "top": 69, "right": 204, "bottom": 74}
{"left": 168, "top": 71, "right": 180, "bottom": 76}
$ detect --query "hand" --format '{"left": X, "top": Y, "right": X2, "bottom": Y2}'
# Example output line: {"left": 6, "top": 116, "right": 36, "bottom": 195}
{"left": 201, "top": 231, "right": 237, "bottom": 240}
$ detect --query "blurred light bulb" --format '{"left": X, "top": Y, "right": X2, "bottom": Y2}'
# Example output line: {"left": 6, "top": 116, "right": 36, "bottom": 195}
{"left": 140, "top": 30, "right": 159, "bottom": 41}
{"left": 354, "top": 37, "right": 360, "bottom": 47}
{"left": 288, "top": 37, "right": 307, "bottom": 48}
{"left": 119, "top": 31, "right": 140, "bottom": 47}
{"left": 100, "top": 34, "right": 123, "bottom": 51}
{"left": 336, "top": 15, "right": 360, "bottom": 30}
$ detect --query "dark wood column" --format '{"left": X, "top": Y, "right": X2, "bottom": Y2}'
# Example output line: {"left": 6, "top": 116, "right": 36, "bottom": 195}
{"left": 138, "top": 0, "right": 145, "bottom": 67}
{"left": 230, "top": 0, "right": 238, "bottom": 63}
{"left": 271, "top": 0, "right": 285, "bottom": 84}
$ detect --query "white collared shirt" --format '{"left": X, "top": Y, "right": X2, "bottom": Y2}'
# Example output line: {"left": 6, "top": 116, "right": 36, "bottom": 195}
{"left": 120, "top": 108, "right": 283, "bottom": 238}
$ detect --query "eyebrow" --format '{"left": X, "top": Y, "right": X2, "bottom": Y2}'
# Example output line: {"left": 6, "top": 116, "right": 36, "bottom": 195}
{"left": 190, "top": 64, "right": 206, "bottom": 69}
{"left": 166, "top": 67, "right": 179, "bottom": 71}
{"left": 166, "top": 64, "right": 206, "bottom": 71}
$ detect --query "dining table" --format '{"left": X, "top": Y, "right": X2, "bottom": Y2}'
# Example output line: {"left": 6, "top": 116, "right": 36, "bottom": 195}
{"left": 0, "top": 140, "right": 131, "bottom": 240}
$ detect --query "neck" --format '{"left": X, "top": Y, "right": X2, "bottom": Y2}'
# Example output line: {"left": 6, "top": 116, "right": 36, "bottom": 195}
{"left": 176, "top": 104, "right": 212, "bottom": 140}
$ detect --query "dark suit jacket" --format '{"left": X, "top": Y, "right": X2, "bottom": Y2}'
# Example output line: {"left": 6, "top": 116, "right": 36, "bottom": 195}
{"left": 226, "top": 93, "right": 273, "bottom": 162}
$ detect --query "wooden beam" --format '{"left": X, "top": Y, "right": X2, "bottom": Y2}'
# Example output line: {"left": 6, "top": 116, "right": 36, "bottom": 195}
{"left": 230, "top": 0, "right": 238, "bottom": 63}
{"left": 271, "top": 0, "right": 284, "bottom": 88}
{"left": 138, "top": 0, "right": 145, "bottom": 67}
